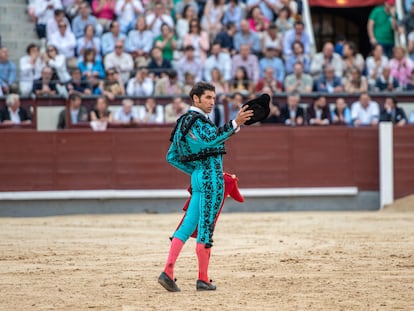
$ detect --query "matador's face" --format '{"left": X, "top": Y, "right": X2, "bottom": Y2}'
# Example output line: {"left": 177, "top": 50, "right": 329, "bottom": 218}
{"left": 194, "top": 90, "right": 216, "bottom": 114}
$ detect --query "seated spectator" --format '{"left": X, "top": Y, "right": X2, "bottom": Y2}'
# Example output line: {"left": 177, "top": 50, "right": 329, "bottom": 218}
{"left": 104, "top": 40, "right": 134, "bottom": 85}
{"left": 113, "top": 98, "right": 139, "bottom": 124}
{"left": 145, "top": 1, "right": 174, "bottom": 38}
{"left": 154, "top": 23, "right": 178, "bottom": 62}
{"left": 126, "top": 68, "right": 154, "bottom": 97}
{"left": 19, "top": 43, "right": 46, "bottom": 97}
{"left": 310, "top": 42, "right": 343, "bottom": 78}
{"left": 233, "top": 19, "right": 261, "bottom": 54}
{"left": 314, "top": 64, "right": 343, "bottom": 93}
{"left": 154, "top": 70, "right": 184, "bottom": 96}
{"left": 307, "top": 95, "right": 331, "bottom": 126}
{"left": 91, "top": 0, "right": 116, "bottom": 31}
{"left": 389, "top": 46, "right": 413, "bottom": 88}
{"left": 0, "top": 47, "right": 17, "bottom": 95}
{"left": 115, "top": 0, "right": 144, "bottom": 35}
{"left": 99, "top": 68, "right": 126, "bottom": 100}
{"left": 331, "top": 97, "right": 352, "bottom": 126}
{"left": 57, "top": 92, "right": 88, "bottom": 129}
{"left": 285, "top": 40, "right": 311, "bottom": 75}
{"left": 344, "top": 67, "right": 368, "bottom": 93}
{"left": 280, "top": 92, "right": 305, "bottom": 126}
{"left": 375, "top": 65, "right": 399, "bottom": 92}
{"left": 283, "top": 21, "right": 311, "bottom": 57}
{"left": 366, "top": 44, "right": 389, "bottom": 88}
{"left": 45, "top": 44, "right": 71, "bottom": 85}
{"left": 351, "top": 92, "right": 379, "bottom": 126}
{"left": 210, "top": 67, "right": 229, "bottom": 95}
{"left": 46, "top": 9, "right": 71, "bottom": 42}
{"left": 214, "top": 22, "right": 237, "bottom": 54}
{"left": 182, "top": 72, "right": 196, "bottom": 94}
{"left": 72, "top": 1, "right": 102, "bottom": 39}
{"left": 405, "top": 69, "right": 414, "bottom": 90}
{"left": 176, "top": 45, "right": 203, "bottom": 83}
{"left": 204, "top": 42, "right": 232, "bottom": 82}
{"left": 259, "top": 46, "right": 285, "bottom": 85}
{"left": 261, "top": 24, "right": 283, "bottom": 55}
{"left": 76, "top": 24, "right": 102, "bottom": 62}
{"left": 229, "top": 66, "right": 253, "bottom": 96}
{"left": 175, "top": 0, "right": 199, "bottom": 21}
{"left": 101, "top": 21, "right": 127, "bottom": 57}
{"left": 227, "top": 92, "right": 243, "bottom": 121}
{"left": 126, "top": 16, "right": 153, "bottom": 69}
{"left": 164, "top": 97, "right": 190, "bottom": 123}
{"left": 66, "top": 68, "right": 92, "bottom": 95}
{"left": 138, "top": 98, "right": 164, "bottom": 124}
{"left": 284, "top": 62, "right": 313, "bottom": 93}
{"left": 248, "top": 6, "right": 270, "bottom": 33}
{"left": 176, "top": 4, "right": 197, "bottom": 47}
{"left": 255, "top": 67, "right": 282, "bottom": 93}
{"left": 261, "top": 100, "right": 282, "bottom": 124}
{"left": 342, "top": 41, "right": 365, "bottom": 80}
{"left": 0, "top": 94, "right": 31, "bottom": 125}
{"left": 200, "top": 0, "right": 225, "bottom": 41}
{"left": 275, "top": 6, "right": 294, "bottom": 35}
{"left": 78, "top": 48, "right": 105, "bottom": 93}
{"left": 379, "top": 97, "right": 407, "bottom": 126}
{"left": 32, "top": 66, "right": 58, "bottom": 96}
{"left": 183, "top": 18, "right": 210, "bottom": 65}
{"left": 222, "top": 0, "right": 242, "bottom": 30}
{"left": 48, "top": 21, "right": 77, "bottom": 61}
{"left": 147, "top": 47, "right": 173, "bottom": 79}
{"left": 90, "top": 95, "right": 113, "bottom": 122}
{"left": 231, "top": 44, "right": 260, "bottom": 84}
{"left": 34, "top": 0, "right": 63, "bottom": 41}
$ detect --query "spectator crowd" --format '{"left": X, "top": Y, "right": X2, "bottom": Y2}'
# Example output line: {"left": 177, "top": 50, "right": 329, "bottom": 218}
{"left": 1, "top": 0, "right": 414, "bottom": 127}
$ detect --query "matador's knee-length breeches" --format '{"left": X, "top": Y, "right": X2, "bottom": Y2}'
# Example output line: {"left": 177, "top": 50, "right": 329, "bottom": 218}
{"left": 173, "top": 155, "right": 224, "bottom": 247}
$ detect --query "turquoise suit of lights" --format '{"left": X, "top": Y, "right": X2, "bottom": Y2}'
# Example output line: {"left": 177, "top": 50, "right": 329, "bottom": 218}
{"left": 167, "top": 108, "right": 236, "bottom": 247}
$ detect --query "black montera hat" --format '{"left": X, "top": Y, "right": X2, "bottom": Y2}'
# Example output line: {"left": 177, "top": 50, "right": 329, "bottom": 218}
{"left": 242, "top": 93, "right": 271, "bottom": 125}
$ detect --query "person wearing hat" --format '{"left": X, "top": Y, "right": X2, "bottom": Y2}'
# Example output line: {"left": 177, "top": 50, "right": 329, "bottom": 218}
{"left": 159, "top": 81, "right": 263, "bottom": 292}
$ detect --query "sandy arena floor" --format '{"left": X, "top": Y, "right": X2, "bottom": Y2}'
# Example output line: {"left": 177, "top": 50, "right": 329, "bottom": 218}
{"left": 0, "top": 203, "right": 413, "bottom": 310}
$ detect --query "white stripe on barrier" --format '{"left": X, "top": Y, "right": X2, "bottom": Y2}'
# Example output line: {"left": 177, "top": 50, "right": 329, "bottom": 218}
{"left": 0, "top": 187, "right": 358, "bottom": 201}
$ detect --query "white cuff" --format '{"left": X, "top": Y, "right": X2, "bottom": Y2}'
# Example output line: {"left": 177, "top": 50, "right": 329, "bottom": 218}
{"left": 231, "top": 120, "right": 240, "bottom": 133}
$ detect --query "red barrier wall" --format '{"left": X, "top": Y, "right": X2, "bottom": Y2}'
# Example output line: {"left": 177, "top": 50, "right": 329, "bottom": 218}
{"left": 0, "top": 126, "right": 412, "bottom": 198}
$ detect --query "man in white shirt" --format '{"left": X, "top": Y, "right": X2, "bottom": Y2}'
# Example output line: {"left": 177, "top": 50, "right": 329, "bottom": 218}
{"left": 115, "top": 0, "right": 144, "bottom": 34}
{"left": 145, "top": 2, "right": 174, "bottom": 38}
{"left": 126, "top": 68, "right": 154, "bottom": 96}
{"left": 46, "top": 9, "right": 71, "bottom": 41}
{"left": 35, "top": 0, "right": 63, "bottom": 39}
{"left": 104, "top": 40, "right": 134, "bottom": 85}
{"left": 351, "top": 92, "right": 380, "bottom": 126}
{"left": 203, "top": 42, "right": 232, "bottom": 82}
{"left": 114, "top": 99, "right": 139, "bottom": 124}
{"left": 176, "top": 45, "right": 203, "bottom": 83}
{"left": 310, "top": 42, "right": 343, "bottom": 78}
{"left": 48, "top": 21, "right": 77, "bottom": 59}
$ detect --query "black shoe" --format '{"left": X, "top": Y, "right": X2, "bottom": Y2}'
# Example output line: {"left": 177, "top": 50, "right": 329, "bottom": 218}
{"left": 196, "top": 279, "right": 216, "bottom": 291}
{"left": 158, "top": 272, "right": 181, "bottom": 292}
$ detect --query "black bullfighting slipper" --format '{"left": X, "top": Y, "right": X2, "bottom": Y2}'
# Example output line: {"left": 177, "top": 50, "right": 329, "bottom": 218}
{"left": 196, "top": 279, "right": 216, "bottom": 291}
{"left": 158, "top": 272, "right": 181, "bottom": 292}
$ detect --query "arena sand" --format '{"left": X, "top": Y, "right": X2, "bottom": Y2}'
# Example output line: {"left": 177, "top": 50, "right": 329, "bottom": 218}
{"left": 0, "top": 198, "right": 413, "bottom": 311}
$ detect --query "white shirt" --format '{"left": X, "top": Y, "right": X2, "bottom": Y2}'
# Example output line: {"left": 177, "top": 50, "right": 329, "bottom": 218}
{"left": 351, "top": 101, "right": 380, "bottom": 125}
{"left": 48, "top": 54, "right": 71, "bottom": 83}
{"left": 115, "top": 0, "right": 144, "bottom": 24}
{"left": 114, "top": 107, "right": 139, "bottom": 123}
{"left": 35, "top": 0, "right": 63, "bottom": 25}
{"left": 8, "top": 108, "right": 21, "bottom": 124}
{"left": 138, "top": 105, "right": 164, "bottom": 124}
{"left": 49, "top": 30, "right": 77, "bottom": 58}
{"left": 104, "top": 52, "right": 134, "bottom": 84}
{"left": 204, "top": 53, "right": 232, "bottom": 82}
{"left": 126, "top": 77, "right": 154, "bottom": 96}
{"left": 145, "top": 13, "right": 174, "bottom": 38}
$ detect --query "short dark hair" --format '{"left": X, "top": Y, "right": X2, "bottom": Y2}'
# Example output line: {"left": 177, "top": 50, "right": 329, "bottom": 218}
{"left": 26, "top": 43, "right": 38, "bottom": 54}
{"left": 69, "top": 92, "right": 81, "bottom": 102}
{"left": 189, "top": 81, "right": 215, "bottom": 102}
